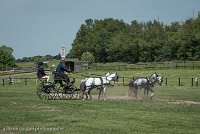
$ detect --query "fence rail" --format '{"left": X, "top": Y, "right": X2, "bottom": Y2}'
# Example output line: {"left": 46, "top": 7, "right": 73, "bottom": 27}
{"left": 91, "top": 62, "right": 200, "bottom": 70}
{"left": 0, "top": 77, "right": 199, "bottom": 87}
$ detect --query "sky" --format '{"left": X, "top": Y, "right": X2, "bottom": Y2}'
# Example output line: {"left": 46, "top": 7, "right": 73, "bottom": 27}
{"left": 0, "top": 0, "right": 200, "bottom": 59}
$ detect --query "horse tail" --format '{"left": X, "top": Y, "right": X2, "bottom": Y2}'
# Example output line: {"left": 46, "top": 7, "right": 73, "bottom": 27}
{"left": 127, "top": 80, "right": 133, "bottom": 97}
{"left": 80, "top": 81, "right": 86, "bottom": 91}
{"left": 129, "top": 79, "right": 136, "bottom": 86}
{"left": 80, "top": 80, "right": 86, "bottom": 99}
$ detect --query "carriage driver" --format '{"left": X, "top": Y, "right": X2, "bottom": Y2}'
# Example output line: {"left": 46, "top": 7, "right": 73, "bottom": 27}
{"left": 37, "top": 62, "right": 50, "bottom": 82}
{"left": 55, "top": 60, "right": 72, "bottom": 86}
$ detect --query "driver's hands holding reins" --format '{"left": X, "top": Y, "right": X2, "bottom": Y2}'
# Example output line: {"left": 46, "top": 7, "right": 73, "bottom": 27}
{"left": 66, "top": 71, "right": 73, "bottom": 75}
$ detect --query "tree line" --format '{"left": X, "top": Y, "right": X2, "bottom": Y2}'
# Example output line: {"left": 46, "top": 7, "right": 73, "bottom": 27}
{"left": 16, "top": 54, "right": 61, "bottom": 63}
{"left": 69, "top": 13, "right": 200, "bottom": 63}
{"left": 1, "top": 13, "right": 200, "bottom": 70}
{"left": 0, "top": 44, "right": 62, "bottom": 70}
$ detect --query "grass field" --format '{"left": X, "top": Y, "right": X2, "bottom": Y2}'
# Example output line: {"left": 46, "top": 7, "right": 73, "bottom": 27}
{"left": 0, "top": 69, "right": 200, "bottom": 134}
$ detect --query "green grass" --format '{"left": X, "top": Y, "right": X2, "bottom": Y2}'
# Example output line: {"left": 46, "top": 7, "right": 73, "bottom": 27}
{"left": 0, "top": 68, "right": 200, "bottom": 133}
{"left": 1, "top": 84, "right": 200, "bottom": 134}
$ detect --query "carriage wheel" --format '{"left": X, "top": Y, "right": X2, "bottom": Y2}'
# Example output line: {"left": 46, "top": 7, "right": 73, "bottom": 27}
{"left": 37, "top": 82, "right": 56, "bottom": 100}
{"left": 44, "top": 89, "right": 56, "bottom": 100}
{"left": 63, "top": 93, "right": 71, "bottom": 100}
{"left": 71, "top": 86, "right": 80, "bottom": 99}
{"left": 57, "top": 87, "right": 63, "bottom": 99}
{"left": 36, "top": 83, "right": 46, "bottom": 99}
{"left": 52, "top": 84, "right": 60, "bottom": 99}
{"left": 67, "top": 92, "right": 73, "bottom": 99}
{"left": 64, "top": 86, "right": 78, "bottom": 99}
{"left": 50, "top": 87, "right": 57, "bottom": 100}
{"left": 57, "top": 87, "right": 68, "bottom": 100}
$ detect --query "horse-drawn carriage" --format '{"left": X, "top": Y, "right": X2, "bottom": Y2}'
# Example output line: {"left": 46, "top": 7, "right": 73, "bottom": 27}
{"left": 36, "top": 72, "right": 119, "bottom": 100}
{"left": 36, "top": 74, "right": 80, "bottom": 100}
{"left": 36, "top": 71, "right": 162, "bottom": 100}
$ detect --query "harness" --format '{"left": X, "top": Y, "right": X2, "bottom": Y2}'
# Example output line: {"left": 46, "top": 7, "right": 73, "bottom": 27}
{"left": 147, "top": 78, "right": 154, "bottom": 87}
{"left": 133, "top": 77, "right": 154, "bottom": 87}
{"left": 82, "top": 73, "right": 117, "bottom": 91}
{"left": 90, "top": 77, "right": 103, "bottom": 89}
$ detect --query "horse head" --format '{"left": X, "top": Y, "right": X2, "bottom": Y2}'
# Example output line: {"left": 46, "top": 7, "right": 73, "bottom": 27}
{"left": 105, "top": 72, "right": 112, "bottom": 77}
{"left": 107, "top": 72, "right": 119, "bottom": 82}
{"left": 150, "top": 73, "right": 163, "bottom": 84}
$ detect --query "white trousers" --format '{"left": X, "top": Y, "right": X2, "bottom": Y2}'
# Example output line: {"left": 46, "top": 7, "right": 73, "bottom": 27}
{"left": 41, "top": 75, "right": 50, "bottom": 82}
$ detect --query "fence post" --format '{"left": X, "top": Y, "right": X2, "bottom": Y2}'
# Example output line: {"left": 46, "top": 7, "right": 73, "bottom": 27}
{"left": 192, "top": 78, "right": 193, "bottom": 86}
{"left": 25, "top": 78, "right": 27, "bottom": 86}
{"left": 195, "top": 78, "right": 198, "bottom": 86}
{"left": 178, "top": 78, "right": 181, "bottom": 86}
{"left": 2, "top": 79, "right": 5, "bottom": 86}
{"left": 123, "top": 77, "right": 125, "bottom": 85}
{"left": 165, "top": 78, "right": 167, "bottom": 86}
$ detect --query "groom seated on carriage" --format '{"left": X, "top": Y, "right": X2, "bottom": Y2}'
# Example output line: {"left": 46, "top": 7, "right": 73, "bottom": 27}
{"left": 36, "top": 62, "right": 50, "bottom": 82}
{"left": 53, "top": 60, "right": 73, "bottom": 87}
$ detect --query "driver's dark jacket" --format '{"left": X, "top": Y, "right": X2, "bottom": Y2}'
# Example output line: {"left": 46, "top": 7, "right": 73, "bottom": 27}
{"left": 55, "top": 63, "right": 70, "bottom": 77}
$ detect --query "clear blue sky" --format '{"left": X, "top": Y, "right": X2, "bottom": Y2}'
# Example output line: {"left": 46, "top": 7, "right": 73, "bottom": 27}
{"left": 0, "top": 0, "right": 200, "bottom": 59}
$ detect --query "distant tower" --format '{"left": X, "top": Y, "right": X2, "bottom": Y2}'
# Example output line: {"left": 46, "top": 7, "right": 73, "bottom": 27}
{"left": 61, "top": 46, "right": 66, "bottom": 60}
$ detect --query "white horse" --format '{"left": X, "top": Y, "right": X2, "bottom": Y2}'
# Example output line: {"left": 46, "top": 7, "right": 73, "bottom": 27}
{"left": 80, "top": 72, "right": 119, "bottom": 100}
{"left": 127, "top": 73, "right": 163, "bottom": 99}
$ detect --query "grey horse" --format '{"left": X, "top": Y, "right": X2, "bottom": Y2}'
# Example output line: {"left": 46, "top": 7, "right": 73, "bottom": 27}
{"left": 79, "top": 72, "right": 119, "bottom": 100}
{"left": 127, "top": 73, "right": 163, "bottom": 99}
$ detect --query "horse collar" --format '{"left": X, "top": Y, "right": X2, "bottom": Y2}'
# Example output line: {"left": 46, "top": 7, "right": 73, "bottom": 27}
{"left": 147, "top": 78, "right": 153, "bottom": 84}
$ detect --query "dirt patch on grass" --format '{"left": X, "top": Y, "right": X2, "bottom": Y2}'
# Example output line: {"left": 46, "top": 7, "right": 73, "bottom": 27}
{"left": 90, "top": 95, "right": 200, "bottom": 105}
{"left": 168, "top": 100, "right": 200, "bottom": 105}
{"left": 91, "top": 95, "right": 139, "bottom": 100}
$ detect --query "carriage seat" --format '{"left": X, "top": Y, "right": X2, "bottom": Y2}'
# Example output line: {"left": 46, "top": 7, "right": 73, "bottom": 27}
{"left": 38, "top": 78, "right": 48, "bottom": 82}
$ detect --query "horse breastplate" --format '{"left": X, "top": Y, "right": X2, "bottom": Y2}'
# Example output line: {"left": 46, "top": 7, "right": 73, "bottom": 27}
{"left": 90, "top": 77, "right": 103, "bottom": 88}
{"left": 133, "top": 78, "right": 152, "bottom": 86}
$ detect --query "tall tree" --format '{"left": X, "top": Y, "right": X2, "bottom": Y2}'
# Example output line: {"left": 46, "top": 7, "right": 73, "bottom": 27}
{"left": 69, "top": 14, "right": 200, "bottom": 63}
{"left": 0, "top": 45, "right": 16, "bottom": 70}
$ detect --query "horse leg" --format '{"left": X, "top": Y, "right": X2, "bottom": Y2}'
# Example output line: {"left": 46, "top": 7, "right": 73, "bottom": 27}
{"left": 133, "top": 89, "right": 137, "bottom": 99}
{"left": 88, "top": 89, "right": 92, "bottom": 100}
{"left": 146, "top": 88, "right": 149, "bottom": 99}
{"left": 80, "top": 81, "right": 86, "bottom": 100}
{"left": 149, "top": 88, "right": 154, "bottom": 99}
{"left": 80, "top": 90, "right": 84, "bottom": 100}
{"left": 103, "top": 86, "right": 107, "bottom": 100}
{"left": 143, "top": 88, "right": 147, "bottom": 100}
{"left": 84, "top": 90, "right": 88, "bottom": 100}
{"left": 98, "top": 88, "right": 102, "bottom": 100}
{"left": 133, "top": 86, "right": 138, "bottom": 99}
{"left": 127, "top": 85, "right": 132, "bottom": 98}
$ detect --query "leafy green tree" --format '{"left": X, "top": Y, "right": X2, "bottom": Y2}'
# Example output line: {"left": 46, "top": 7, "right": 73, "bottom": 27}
{"left": 81, "top": 51, "right": 95, "bottom": 63}
{"left": 0, "top": 45, "right": 16, "bottom": 70}
{"left": 69, "top": 14, "right": 200, "bottom": 63}
{"left": 53, "top": 54, "right": 61, "bottom": 60}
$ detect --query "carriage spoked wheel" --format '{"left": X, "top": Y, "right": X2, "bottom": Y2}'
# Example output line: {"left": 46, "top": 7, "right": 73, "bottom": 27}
{"left": 62, "top": 83, "right": 79, "bottom": 99}
{"left": 48, "top": 86, "right": 58, "bottom": 100}
{"left": 36, "top": 82, "right": 56, "bottom": 100}
{"left": 45, "top": 82, "right": 58, "bottom": 100}
{"left": 57, "top": 86, "right": 70, "bottom": 100}
{"left": 36, "top": 83, "right": 46, "bottom": 99}
{"left": 70, "top": 86, "right": 80, "bottom": 99}
{"left": 44, "top": 89, "right": 55, "bottom": 100}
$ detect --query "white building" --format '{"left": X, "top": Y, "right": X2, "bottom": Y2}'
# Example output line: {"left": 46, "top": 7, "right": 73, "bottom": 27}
{"left": 61, "top": 46, "right": 66, "bottom": 60}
